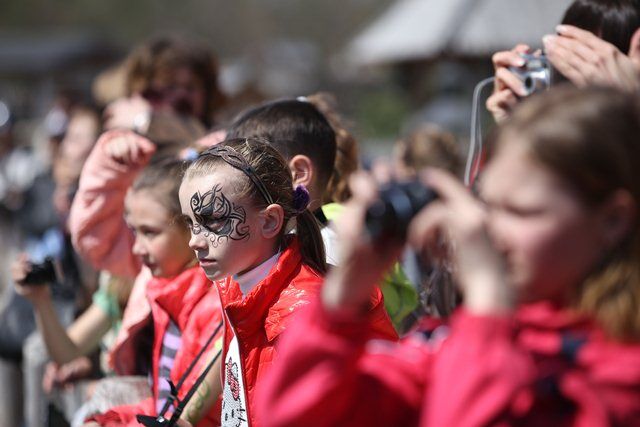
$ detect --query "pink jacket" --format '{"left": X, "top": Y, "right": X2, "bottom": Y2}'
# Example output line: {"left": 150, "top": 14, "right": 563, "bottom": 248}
{"left": 68, "top": 130, "right": 157, "bottom": 374}
{"left": 69, "top": 129, "right": 155, "bottom": 279}
{"left": 256, "top": 300, "right": 640, "bottom": 426}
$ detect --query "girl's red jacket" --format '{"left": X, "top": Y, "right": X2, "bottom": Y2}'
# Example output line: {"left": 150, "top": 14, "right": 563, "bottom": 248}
{"left": 256, "top": 300, "right": 640, "bottom": 426}
{"left": 217, "top": 238, "right": 398, "bottom": 426}
{"left": 89, "top": 266, "right": 223, "bottom": 426}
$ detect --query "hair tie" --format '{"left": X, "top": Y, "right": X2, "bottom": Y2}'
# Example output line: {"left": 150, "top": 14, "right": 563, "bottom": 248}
{"left": 292, "top": 185, "right": 310, "bottom": 214}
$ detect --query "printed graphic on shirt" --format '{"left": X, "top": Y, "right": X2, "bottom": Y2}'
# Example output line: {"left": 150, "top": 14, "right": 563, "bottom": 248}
{"left": 222, "top": 336, "right": 248, "bottom": 427}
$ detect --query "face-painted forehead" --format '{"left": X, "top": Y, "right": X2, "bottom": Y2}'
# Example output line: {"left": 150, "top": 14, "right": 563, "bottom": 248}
{"left": 186, "top": 165, "right": 246, "bottom": 199}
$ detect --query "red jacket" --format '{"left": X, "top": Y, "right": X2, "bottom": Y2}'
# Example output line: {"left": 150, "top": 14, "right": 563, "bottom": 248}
{"left": 89, "top": 266, "right": 223, "bottom": 426}
{"left": 216, "top": 239, "right": 397, "bottom": 426}
{"left": 256, "top": 300, "right": 640, "bottom": 427}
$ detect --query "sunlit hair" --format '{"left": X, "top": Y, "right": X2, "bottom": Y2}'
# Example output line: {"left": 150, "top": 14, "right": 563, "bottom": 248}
{"left": 123, "top": 36, "right": 226, "bottom": 127}
{"left": 394, "top": 124, "right": 462, "bottom": 178}
{"left": 306, "top": 92, "right": 360, "bottom": 204}
{"left": 131, "top": 159, "right": 190, "bottom": 226}
{"left": 492, "top": 85, "right": 640, "bottom": 340}
{"left": 183, "top": 137, "right": 327, "bottom": 275}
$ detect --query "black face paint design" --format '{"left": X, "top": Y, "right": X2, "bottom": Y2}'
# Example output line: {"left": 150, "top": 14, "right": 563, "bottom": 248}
{"left": 190, "top": 184, "right": 250, "bottom": 247}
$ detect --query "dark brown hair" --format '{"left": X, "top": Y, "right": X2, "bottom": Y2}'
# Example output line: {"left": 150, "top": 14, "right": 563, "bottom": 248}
{"left": 562, "top": 0, "right": 640, "bottom": 53}
{"left": 493, "top": 85, "right": 640, "bottom": 340}
{"left": 184, "top": 137, "right": 327, "bottom": 275}
{"left": 123, "top": 36, "right": 226, "bottom": 127}
{"left": 226, "top": 99, "right": 337, "bottom": 193}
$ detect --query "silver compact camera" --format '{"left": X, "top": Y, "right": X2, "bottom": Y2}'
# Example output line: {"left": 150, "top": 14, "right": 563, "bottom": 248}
{"left": 509, "top": 54, "right": 552, "bottom": 96}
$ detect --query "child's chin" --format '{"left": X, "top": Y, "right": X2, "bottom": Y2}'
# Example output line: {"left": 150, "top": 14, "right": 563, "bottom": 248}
{"left": 204, "top": 270, "right": 224, "bottom": 282}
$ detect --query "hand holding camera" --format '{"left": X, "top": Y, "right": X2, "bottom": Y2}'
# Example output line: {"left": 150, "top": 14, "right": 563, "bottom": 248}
{"left": 486, "top": 44, "right": 533, "bottom": 123}
{"left": 323, "top": 169, "right": 512, "bottom": 316}
{"left": 12, "top": 253, "right": 58, "bottom": 303}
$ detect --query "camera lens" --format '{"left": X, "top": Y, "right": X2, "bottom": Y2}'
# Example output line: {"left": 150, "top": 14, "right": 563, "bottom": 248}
{"left": 365, "top": 180, "right": 437, "bottom": 241}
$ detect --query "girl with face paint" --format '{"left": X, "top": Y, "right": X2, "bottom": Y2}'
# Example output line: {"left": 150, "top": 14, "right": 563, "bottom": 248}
{"left": 178, "top": 138, "right": 397, "bottom": 426}
{"left": 66, "top": 131, "right": 223, "bottom": 426}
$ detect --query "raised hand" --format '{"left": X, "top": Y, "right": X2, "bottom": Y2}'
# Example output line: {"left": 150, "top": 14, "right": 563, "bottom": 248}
{"left": 544, "top": 25, "right": 640, "bottom": 92}
{"left": 102, "top": 130, "right": 156, "bottom": 166}
{"left": 486, "top": 44, "right": 531, "bottom": 123}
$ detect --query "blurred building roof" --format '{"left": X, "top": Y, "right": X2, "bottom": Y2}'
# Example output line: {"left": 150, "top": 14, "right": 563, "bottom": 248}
{"left": 346, "top": 0, "right": 574, "bottom": 65}
{"left": 0, "top": 33, "right": 119, "bottom": 74}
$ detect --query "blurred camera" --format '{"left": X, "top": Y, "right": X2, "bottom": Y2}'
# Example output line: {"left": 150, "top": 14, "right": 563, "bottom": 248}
{"left": 23, "top": 257, "right": 58, "bottom": 286}
{"left": 509, "top": 54, "right": 553, "bottom": 96}
{"left": 365, "top": 180, "right": 438, "bottom": 241}
{"left": 136, "top": 415, "right": 172, "bottom": 427}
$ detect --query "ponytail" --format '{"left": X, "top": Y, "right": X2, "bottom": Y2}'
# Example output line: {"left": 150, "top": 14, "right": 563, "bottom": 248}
{"left": 295, "top": 210, "right": 327, "bottom": 275}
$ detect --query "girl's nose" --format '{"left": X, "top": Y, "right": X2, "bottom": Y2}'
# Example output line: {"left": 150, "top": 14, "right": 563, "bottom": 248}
{"left": 188, "top": 231, "right": 208, "bottom": 251}
{"left": 132, "top": 236, "right": 148, "bottom": 257}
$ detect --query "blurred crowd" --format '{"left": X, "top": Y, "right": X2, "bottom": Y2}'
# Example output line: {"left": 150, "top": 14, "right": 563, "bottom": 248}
{"left": 1, "top": 0, "right": 640, "bottom": 426}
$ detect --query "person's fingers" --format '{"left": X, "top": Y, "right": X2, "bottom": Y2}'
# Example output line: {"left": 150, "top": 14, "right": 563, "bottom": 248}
{"left": 546, "top": 35, "right": 600, "bottom": 65}
{"left": 407, "top": 200, "right": 449, "bottom": 257}
{"left": 492, "top": 50, "right": 526, "bottom": 70}
{"left": 495, "top": 68, "right": 527, "bottom": 96}
{"left": 420, "top": 168, "right": 470, "bottom": 205}
{"left": 486, "top": 89, "right": 518, "bottom": 122}
{"left": 348, "top": 171, "right": 378, "bottom": 206}
{"left": 544, "top": 37, "right": 590, "bottom": 87}
{"left": 556, "top": 25, "right": 607, "bottom": 51}
{"left": 513, "top": 44, "right": 531, "bottom": 54}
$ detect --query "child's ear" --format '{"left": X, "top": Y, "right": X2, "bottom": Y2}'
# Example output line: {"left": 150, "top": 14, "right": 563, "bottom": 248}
{"left": 599, "top": 189, "right": 637, "bottom": 250}
{"left": 289, "top": 155, "right": 314, "bottom": 188}
{"left": 260, "top": 204, "right": 285, "bottom": 239}
{"left": 629, "top": 28, "right": 640, "bottom": 61}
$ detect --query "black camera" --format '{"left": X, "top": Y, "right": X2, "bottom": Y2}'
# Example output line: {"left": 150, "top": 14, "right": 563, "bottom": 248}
{"left": 23, "top": 258, "right": 58, "bottom": 286}
{"left": 509, "top": 53, "right": 553, "bottom": 96}
{"left": 365, "top": 180, "right": 437, "bottom": 241}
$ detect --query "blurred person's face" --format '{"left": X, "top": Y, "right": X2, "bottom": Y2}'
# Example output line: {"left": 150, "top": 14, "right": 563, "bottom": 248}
{"left": 125, "top": 189, "right": 195, "bottom": 278}
{"left": 52, "top": 112, "right": 100, "bottom": 217}
{"left": 60, "top": 112, "right": 100, "bottom": 166}
{"left": 179, "top": 166, "right": 274, "bottom": 282}
{"left": 479, "top": 142, "right": 604, "bottom": 305}
{"left": 148, "top": 66, "right": 207, "bottom": 120}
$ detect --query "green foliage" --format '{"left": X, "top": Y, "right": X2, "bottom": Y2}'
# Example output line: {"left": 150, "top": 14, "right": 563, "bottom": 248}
{"left": 355, "top": 87, "right": 410, "bottom": 139}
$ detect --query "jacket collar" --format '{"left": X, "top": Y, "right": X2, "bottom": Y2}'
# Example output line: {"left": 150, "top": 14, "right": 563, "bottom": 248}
{"left": 217, "top": 238, "right": 302, "bottom": 337}
{"left": 146, "top": 265, "right": 212, "bottom": 331}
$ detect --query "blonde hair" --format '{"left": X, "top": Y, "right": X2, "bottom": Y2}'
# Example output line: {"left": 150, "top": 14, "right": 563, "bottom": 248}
{"left": 394, "top": 124, "right": 462, "bottom": 177}
{"left": 494, "top": 85, "right": 640, "bottom": 340}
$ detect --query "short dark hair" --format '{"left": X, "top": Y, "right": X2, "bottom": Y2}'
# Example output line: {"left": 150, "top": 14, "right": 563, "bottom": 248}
{"left": 226, "top": 99, "right": 337, "bottom": 191}
{"left": 562, "top": 0, "right": 640, "bottom": 53}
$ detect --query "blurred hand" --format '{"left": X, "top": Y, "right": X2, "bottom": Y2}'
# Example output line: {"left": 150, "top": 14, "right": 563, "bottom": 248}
{"left": 175, "top": 420, "right": 194, "bottom": 427}
{"left": 322, "top": 172, "right": 404, "bottom": 313}
{"left": 407, "top": 169, "right": 512, "bottom": 315}
{"left": 12, "top": 253, "right": 51, "bottom": 303}
{"left": 101, "top": 130, "right": 156, "bottom": 167}
{"left": 103, "top": 95, "right": 153, "bottom": 132}
{"left": 544, "top": 25, "right": 640, "bottom": 92}
{"left": 42, "top": 357, "right": 93, "bottom": 393}
{"left": 486, "top": 44, "right": 531, "bottom": 123}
